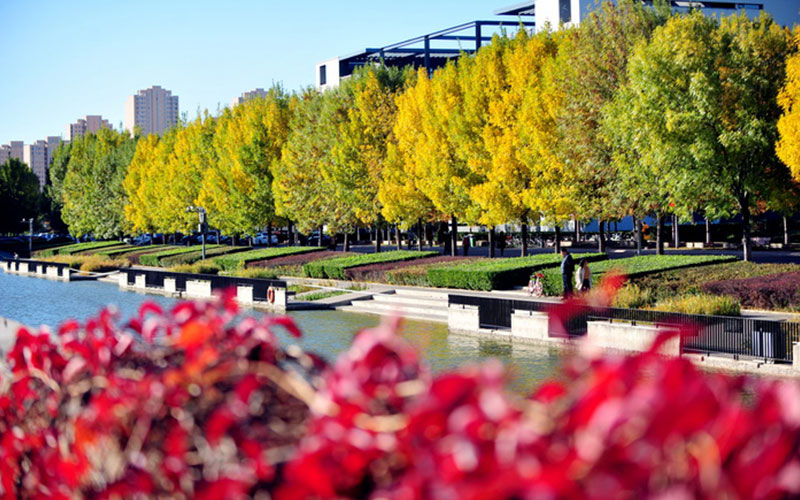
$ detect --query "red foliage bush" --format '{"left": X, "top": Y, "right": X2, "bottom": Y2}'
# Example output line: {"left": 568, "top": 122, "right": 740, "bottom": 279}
{"left": 702, "top": 271, "right": 800, "bottom": 310}
{"left": 344, "top": 255, "right": 468, "bottom": 282}
{"left": 3, "top": 284, "right": 800, "bottom": 499}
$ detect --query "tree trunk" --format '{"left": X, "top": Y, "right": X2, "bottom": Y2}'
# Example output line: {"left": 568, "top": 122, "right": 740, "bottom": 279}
{"left": 672, "top": 214, "right": 679, "bottom": 249}
{"left": 344, "top": 232, "right": 350, "bottom": 252}
{"left": 375, "top": 225, "right": 382, "bottom": 253}
{"left": 266, "top": 224, "right": 273, "bottom": 248}
{"left": 656, "top": 213, "right": 664, "bottom": 255}
{"left": 705, "top": 217, "right": 711, "bottom": 246}
{"left": 784, "top": 216, "right": 789, "bottom": 247}
{"left": 521, "top": 219, "right": 529, "bottom": 257}
{"left": 598, "top": 220, "right": 606, "bottom": 253}
{"left": 554, "top": 225, "right": 561, "bottom": 254}
{"left": 450, "top": 216, "right": 458, "bottom": 257}
{"left": 741, "top": 199, "right": 752, "bottom": 262}
{"left": 318, "top": 225, "right": 323, "bottom": 248}
{"left": 417, "top": 220, "right": 423, "bottom": 251}
{"left": 489, "top": 227, "right": 495, "bottom": 258}
{"left": 574, "top": 218, "right": 580, "bottom": 243}
{"left": 634, "top": 215, "right": 642, "bottom": 255}
{"left": 395, "top": 224, "right": 401, "bottom": 250}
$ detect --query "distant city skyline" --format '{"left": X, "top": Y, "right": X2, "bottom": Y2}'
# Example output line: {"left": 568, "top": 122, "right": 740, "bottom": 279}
{"left": 0, "top": 0, "right": 521, "bottom": 145}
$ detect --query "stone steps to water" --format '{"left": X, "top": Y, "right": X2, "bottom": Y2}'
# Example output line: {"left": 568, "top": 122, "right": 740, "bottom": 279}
{"left": 337, "top": 288, "right": 449, "bottom": 324}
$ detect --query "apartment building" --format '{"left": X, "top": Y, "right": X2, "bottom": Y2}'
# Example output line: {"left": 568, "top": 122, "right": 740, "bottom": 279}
{"left": 65, "top": 115, "right": 111, "bottom": 141}
{"left": 124, "top": 85, "right": 179, "bottom": 136}
{"left": 232, "top": 88, "right": 268, "bottom": 107}
{"left": 0, "top": 145, "right": 10, "bottom": 165}
{"left": 23, "top": 140, "right": 48, "bottom": 190}
{"left": 46, "top": 136, "right": 62, "bottom": 166}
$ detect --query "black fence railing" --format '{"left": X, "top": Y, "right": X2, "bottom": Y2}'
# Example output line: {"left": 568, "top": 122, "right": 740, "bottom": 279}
{"left": 447, "top": 294, "right": 800, "bottom": 363}
{"left": 1, "top": 258, "right": 70, "bottom": 277}
{"left": 123, "top": 269, "right": 286, "bottom": 302}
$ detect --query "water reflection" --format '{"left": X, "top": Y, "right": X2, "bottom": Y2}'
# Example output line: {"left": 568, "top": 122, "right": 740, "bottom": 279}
{"left": 0, "top": 271, "right": 563, "bottom": 394}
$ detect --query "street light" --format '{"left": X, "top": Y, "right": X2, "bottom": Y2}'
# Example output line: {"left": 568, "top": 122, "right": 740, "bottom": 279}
{"left": 186, "top": 206, "right": 207, "bottom": 260}
{"left": 20, "top": 218, "right": 33, "bottom": 257}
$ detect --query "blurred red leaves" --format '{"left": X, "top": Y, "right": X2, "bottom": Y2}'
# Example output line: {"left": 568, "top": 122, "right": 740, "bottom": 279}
{"left": 1, "top": 286, "right": 800, "bottom": 499}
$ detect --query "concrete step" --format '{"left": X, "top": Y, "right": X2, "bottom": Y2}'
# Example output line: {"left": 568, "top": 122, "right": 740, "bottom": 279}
{"left": 371, "top": 293, "right": 448, "bottom": 308}
{"left": 338, "top": 304, "right": 447, "bottom": 324}
{"left": 393, "top": 288, "right": 449, "bottom": 301}
{"left": 343, "top": 300, "right": 448, "bottom": 320}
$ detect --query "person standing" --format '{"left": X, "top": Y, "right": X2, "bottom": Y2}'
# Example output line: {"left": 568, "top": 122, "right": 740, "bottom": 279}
{"left": 560, "top": 248, "right": 574, "bottom": 298}
{"left": 497, "top": 232, "right": 507, "bottom": 257}
{"left": 575, "top": 259, "right": 591, "bottom": 292}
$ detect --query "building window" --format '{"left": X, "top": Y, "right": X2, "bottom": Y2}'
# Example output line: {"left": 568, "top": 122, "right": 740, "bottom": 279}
{"left": 559, "top": 0, "right": 571, "bottom": 23}
{"left": 319, "top": 65, "right": 327, "bottom": 86}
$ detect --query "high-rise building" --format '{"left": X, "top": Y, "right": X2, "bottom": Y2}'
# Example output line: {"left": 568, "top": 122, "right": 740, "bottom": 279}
{"left": 46, "top": 136, "right": 62, "bottom": 167}
{"left": 0, "top": 145, "right": 10, "bottom": 165}
{"left": 124, "top": 85, "right": 180, "bottom": 136}
{"left": 232, "top": 88, "right": 268, "bottom": 107}
{"left": 65, "top": 115, "right": 111, "bottom": 141}
{"left": 9, "top": 141, "right": 24, "bottom": 163}
{"left": 23, "top": 141, "right": 48, "bottom": 190}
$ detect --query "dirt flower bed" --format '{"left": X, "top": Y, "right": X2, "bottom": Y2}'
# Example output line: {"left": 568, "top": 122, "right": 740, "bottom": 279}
{"left": 344, "top": 255, "right": 466, "bottom": 282}
{"left": 702, "top": 271, "right": 800, "bottom": 311}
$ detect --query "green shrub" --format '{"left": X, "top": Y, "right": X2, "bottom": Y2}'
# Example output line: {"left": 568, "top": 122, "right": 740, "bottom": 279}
{"left": 540, "top": 255, "right": 737, "bottom": 296}
{"left": 99, "top": 244, "right": 170, "bottom": 258}
{"left": 138, "top": 245, "right": 223, "bottom": 267}
{"left": 160, "top": 246, "right": 246, "bottom": 267}
{"left": 168, "top": 261, "right": 221, "bottom": 275}
{"left": 36, "top": 241, "right": 122, "bottom": 257}
{"left": 652, "top": 294, "right": 741, "bottom": 316}
{"left": 78, "top": 256, "right": 129, "bottom": 273}
{"left": 303, "top": 251, "right": 437, "bottom": 280}
{"left": 300, "top": 290, "right": 348, "bottom": 301}
{"left": 613, "top": 284, "right": 654, "bottom": 309}
{"left": 214, "top": 247, "right": 321, "bottom": 271}
{"left": 428, "top": 253, "right": 607, "bottom": 291}
{"left": 227, "top": 268, "right": 280, "bottom": 280}
{"left": 386, "top": 266, "right": 432, "bottom": 287}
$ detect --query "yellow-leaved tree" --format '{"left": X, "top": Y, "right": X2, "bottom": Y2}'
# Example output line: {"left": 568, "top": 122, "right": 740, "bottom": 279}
{"left": 199, "top": 86, "right": 290, "bottom": 239}
{"left": 778, "top": 28, "right": 800, "bottom": 180}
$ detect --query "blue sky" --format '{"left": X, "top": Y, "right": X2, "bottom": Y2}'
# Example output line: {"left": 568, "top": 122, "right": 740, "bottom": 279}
{"left": 0, "top": 0, "right": 523, "bottom": 145}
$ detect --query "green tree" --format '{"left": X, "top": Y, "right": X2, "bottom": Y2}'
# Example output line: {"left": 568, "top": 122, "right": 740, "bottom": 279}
{"left": 61, "top": 129, "right": 137, "bottom": 239}
{"left": 552, "top": 0, "right": 669, "bottom": 248}
{"left": 606, "top": 11, "right": 792, "bottom": 261}
{"left": 0, "top": 158, "right": 40, "bottom": 234}
{"left": 777, "top": 28, "right": 800, "bottom": 180}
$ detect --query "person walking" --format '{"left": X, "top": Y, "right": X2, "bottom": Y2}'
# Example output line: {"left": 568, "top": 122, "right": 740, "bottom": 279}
{"left": 560, "top": 248, "right": 575, "bottom": 298}
{"left": 497, "top": 232, "right": 507, "bottom": 257}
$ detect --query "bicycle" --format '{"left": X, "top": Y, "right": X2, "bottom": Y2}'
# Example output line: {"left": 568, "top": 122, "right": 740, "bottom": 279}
{"left": 527, "top": 272, "right": 544, "bottom": 297}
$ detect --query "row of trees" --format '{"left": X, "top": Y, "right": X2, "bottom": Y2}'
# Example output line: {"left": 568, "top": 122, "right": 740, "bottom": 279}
{"left": 46, "top": 2, "right": 800, "bottom": 261}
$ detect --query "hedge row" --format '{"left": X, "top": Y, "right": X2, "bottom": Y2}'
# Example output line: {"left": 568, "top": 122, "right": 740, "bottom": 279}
{"left": 97, "top": 244, "right": 170, "bottom": 258}
{"left": 159, "top": 246, "right": 248, "bottom": 267}
{"left": 702, "top": 272, "right": 800, "bottom": 311}
{"left": 36, "top": 241, "right": 122, "bottom": 257}
{"left": 138, "top": 245, "right": 224, "bottom": 267}
{"left": 541, "top": 254, "right": 738, "bottom": 296}
{"left": 427, "top": 253, "right": 607, "bottom": 290}
{"left": 303, "top": 250, "right": 437, "bottom": 279}
{"left": 213, "top": 246, "right": 322, "bottom": 271}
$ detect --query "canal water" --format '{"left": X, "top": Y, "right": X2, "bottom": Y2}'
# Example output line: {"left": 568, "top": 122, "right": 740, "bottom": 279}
{"left": 0, "top": 271, "right": 562, "bottom": 394}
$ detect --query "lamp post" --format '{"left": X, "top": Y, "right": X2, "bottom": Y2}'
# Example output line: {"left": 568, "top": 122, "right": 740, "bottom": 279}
{"left": 20, "top": 218, "right": 33, "bottom": 257}
{"left": 186, "top": 206, "right": 207, "bottom": 260}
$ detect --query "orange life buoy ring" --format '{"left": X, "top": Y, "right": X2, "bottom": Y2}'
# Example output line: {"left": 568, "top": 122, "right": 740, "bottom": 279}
{"left": 267, "top": 286, "right": 275, "bottom": 304}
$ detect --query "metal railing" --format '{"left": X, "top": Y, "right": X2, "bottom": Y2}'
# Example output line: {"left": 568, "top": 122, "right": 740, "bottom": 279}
{"left": 447, "top": 294, "right": 800, "bottom": 363}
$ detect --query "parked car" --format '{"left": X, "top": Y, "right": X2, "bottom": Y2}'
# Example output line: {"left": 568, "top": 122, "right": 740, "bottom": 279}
{"left": 306, "top": 231, "right": 331, "bottom": 247}
{"left": 253, "top": 232, "right": 279, "bottom": 246}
